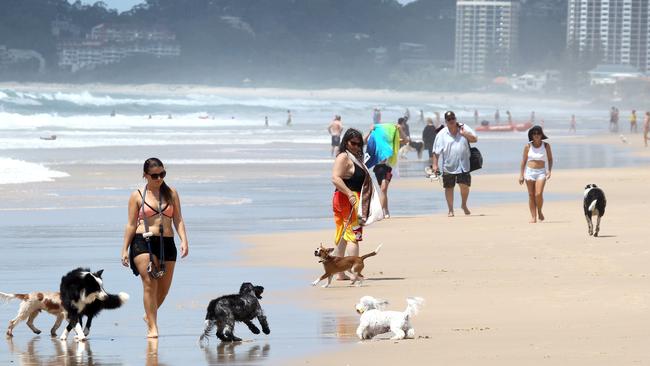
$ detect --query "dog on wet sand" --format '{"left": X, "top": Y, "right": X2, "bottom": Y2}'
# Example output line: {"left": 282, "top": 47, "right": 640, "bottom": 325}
{"left": 584, "top": 184, "right": 607, "bottom": 237}
{"left": 312, "top": 244, "right": 382, "bottom": 287}
{"left": 355, "top": 296, "right": 424, "bottom": 340}
{"left": 1, "top": 291, "right": 65, "bottom": 337}
{"left": 199, "top": 282, "right": 270, "bottom": 343}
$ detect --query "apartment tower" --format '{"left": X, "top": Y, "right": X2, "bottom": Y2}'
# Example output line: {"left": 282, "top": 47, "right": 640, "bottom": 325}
{"left": 455, "top": 0, "right": 520, "bottom": 75}
{"left": 567, "top": 0, "right": 650, "bottom": 72}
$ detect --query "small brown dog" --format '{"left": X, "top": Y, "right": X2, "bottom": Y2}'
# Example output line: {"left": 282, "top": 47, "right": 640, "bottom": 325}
{"left": 0, "top": 291, "right": 65, "bottom": 337}
{"left": 312, "top": 244, "right": 382, "bottom": 287}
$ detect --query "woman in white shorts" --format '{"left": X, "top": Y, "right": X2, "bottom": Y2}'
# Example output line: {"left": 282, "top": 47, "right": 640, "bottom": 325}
{"left": 518, "top": 125, "right": 553, "bottom": 223}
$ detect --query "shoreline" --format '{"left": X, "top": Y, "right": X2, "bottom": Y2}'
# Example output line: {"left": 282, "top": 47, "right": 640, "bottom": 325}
{"left": 238, "top": 135, "right": 650, "bottom": 365}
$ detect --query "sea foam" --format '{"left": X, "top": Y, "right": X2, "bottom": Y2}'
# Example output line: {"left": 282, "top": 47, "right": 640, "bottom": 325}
{"left": 0, "top": 157, "right": 69, "bottom": 184}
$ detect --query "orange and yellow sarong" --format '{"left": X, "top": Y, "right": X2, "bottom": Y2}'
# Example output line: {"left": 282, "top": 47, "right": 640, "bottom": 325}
{"left": 332, "top": 190, "right": 363, "bottom": 244}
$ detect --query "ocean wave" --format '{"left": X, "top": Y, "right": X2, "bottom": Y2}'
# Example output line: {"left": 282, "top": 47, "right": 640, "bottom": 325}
{"left": 0, "top": 157, "right": 69, "bottom": 184}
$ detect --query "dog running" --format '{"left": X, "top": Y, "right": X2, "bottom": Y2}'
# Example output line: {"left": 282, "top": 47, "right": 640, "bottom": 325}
{"left": 313, "top": 244, "right": 382, "bottom": 287}
{"left": 199, "top": 282, "right": 270, "bottom": 343}
{"left": 355, "top": 296, "right": 424, "bottom": 340}
{"left": 59, "top": 268, "right": 128, "bottom": 342}
{"left": 583, "top": 184, "right": 607, "bottom": 237}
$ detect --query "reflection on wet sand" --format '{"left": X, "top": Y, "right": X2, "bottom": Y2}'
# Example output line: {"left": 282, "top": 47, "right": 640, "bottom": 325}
{"left": 320, "top": 313, "right": 359, "bottom": 340}
{"left": 6, "top": 336, "right": 101, "bottom": 366}
{"left": 202, "top": 341, "right": 270, "bottom": 364}
{"left": 146, "top": 338, "right": 171, "bottom": 366}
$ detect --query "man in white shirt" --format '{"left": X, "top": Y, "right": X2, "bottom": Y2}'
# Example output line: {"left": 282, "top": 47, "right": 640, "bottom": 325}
{"left": 432, "top": 111, "right": 478, "bottom": 217}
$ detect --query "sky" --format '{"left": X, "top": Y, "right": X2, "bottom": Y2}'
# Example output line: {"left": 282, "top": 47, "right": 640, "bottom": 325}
{"left": 75, "top": 0, "right": 417, "bottom": 12}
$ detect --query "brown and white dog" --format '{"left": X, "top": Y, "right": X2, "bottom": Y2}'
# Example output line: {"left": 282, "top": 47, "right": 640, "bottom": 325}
{"left": 0, "top": 291, "right": 65, "bottom": 337}
{"left": 312, "top": 244, "right": 382, "bottom": 287}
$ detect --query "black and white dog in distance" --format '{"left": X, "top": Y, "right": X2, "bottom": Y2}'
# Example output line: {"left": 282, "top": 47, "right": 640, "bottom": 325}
{"left": 584, "top": 184, "right": 607, "bottom": 237}
{"left": 199, "top": 282, "right": 270, "bottom": 343}
{"left": 59, "top": 268, "right": 128, "bottom": 341}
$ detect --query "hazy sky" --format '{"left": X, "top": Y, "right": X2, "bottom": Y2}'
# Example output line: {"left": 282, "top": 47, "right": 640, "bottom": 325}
{"left": 76, "top": 0, "right": 417, "bottom": 12}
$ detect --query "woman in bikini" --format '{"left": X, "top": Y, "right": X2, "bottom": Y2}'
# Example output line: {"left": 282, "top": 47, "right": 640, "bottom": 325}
{"left": 331, "top": 128, "right": 366, "bottom": 280}
{"left": 519, "top": 126, "right": 553, "bottom": 223}
{"left": 121, "top": 158, "right": 189, "bottom": 338}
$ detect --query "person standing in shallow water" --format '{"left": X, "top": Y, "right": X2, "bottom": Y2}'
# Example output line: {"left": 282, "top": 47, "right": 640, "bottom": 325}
{"left": 518, "top": 126, "right": 553, "bottom": 223}
{"left": 121, "top": 158, "right": 189, "bottom": 338}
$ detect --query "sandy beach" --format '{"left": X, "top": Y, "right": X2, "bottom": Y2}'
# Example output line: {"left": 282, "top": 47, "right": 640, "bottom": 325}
{"left": 241, "top": 134, "right": 650, "bottom": 365}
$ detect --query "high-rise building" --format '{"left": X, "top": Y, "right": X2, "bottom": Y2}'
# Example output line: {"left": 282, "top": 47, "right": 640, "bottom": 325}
{"left": 567, "top": 0, "right": 650, "bottom": 73}
{"left": 454, "top": 0, "right": 520, "bottom": 75}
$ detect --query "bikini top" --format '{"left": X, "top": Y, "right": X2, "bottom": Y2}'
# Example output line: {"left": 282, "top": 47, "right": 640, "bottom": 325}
{"left": 527, "top": 142, "right": 547, "bottom": 162}
{"left": 342, "top": 161, "right": 366, "bottom": 193}
{"left": 136, "top": 189, "right": 174, "bottom": 220}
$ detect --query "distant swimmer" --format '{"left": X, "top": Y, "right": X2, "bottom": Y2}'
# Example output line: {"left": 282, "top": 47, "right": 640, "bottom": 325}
{"left": 328, "top": 115, "right": 343, "bottom": 156}
{"left": 168, "top": 114, "right": 173, "bottom": 119}
{"left": 286, "top": 110, "right": 292, "bottom": 126}
{"left": 148, "top": 115, "right": 152, "bottom": 119}
{"left": 265, "top": 116, "right": 269, "bottom": 128}
{"left": 40, "top": 134, "right": 57, "bottom": 141}
{"left": 110, "top": 109, "right": 116, "bottom": 117}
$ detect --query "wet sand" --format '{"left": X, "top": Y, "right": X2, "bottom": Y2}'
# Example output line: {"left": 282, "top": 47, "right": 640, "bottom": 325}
{"left": 240, "top": 134, "right": 650, "bottom": 365}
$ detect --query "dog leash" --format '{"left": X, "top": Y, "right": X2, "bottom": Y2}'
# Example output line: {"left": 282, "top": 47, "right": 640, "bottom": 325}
{"left": 140, "top": 185, "right": 165, "bottom": 276}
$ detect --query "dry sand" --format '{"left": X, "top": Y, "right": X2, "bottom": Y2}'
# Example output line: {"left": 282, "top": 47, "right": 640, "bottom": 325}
{"left": 240, "top": 135, "right": 650, "bottom": 365}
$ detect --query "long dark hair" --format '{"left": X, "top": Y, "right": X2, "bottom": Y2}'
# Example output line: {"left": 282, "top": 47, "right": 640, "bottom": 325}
{"left": 338, "top": 128, "right": 364, "bottom": 160}
{"left": 143, "top": 157, "right": 173, "bottom": 204}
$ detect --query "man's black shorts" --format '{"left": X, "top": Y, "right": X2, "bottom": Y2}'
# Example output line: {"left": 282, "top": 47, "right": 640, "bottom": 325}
{"left": 331, "top": 135, "right": 341, "bottom": 146}
{"left": 442, "top": 172, "right": 471, "bottom": 188}
{"left": 373, "top": 164, "right": 393, "bottom": 185}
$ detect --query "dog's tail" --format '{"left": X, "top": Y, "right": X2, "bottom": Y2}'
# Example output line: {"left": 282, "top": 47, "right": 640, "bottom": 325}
{"left": 588, "top": 199, "right": 598, "bottom": 213}
{"left": 101, "top": 292, "right": 129, "bottom": 309}
{"left": 360, "top": 244, "right": 383, "bottom": 261}
{"left": 404, "top": 297, "right": 425, "bottom": 318}
{"left": 0, "top": 291, "right": 28, "bottom": 303}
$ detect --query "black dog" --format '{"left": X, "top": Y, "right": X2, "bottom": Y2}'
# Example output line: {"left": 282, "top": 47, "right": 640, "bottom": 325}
{"left": 59, "top": 268, "right": 128, "bottom": 341}
{"left": 199, "top": 283, "right": 270, "bottom": 343}
{"left": 584, "top": 184, "right": 607, "bottom": 237}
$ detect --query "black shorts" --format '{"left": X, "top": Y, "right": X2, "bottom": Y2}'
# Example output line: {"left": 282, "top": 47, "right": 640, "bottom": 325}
{"left": 442, "top": 172, "right": 471, "bottom": 188}
{"left": 373, "top": 164, "right": 393, "bottom": 185}
{"left": 331, "top": 135, "right": 341, "bottom": 146}
{"left": 129, "top": 234, "right": 177, "bottom": 276}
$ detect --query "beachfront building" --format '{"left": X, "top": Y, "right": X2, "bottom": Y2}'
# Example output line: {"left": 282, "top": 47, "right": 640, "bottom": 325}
{"left": 567, "top": 0, "right": 650, "bottom": 73}
{"left": 454, "top": 0, "right": 520, "bottom": 75}
{"left": 57, "top": 24, "right": 180, "bottom": 72}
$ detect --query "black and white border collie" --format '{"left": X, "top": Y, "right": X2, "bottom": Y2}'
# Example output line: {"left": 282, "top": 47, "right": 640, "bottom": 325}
{"left": 59, "top": 268, "right": 128, "bottom": 341}
{"left": 584, "top": 184, "right": 607, "bottom": 237}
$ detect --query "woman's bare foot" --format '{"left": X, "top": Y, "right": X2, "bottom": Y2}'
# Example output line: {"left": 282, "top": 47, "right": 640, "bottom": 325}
{"left": 538, "top": 211, "right": 545, "bottom": 221}
{"left": 461, "top": 205, "right": 471, "bottom": 215}
{"left": 448, "top": 211, "right": 455, "bottom": 217}
{"left": 529, "top": 218, "right": 537, "bottom": 223}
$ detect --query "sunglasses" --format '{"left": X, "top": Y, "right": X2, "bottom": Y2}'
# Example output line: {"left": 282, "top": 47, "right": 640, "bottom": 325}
{"left": 147, "top": 171, "right": 167, "bottom": 180}
{"left": 349, "top": 140, "right": 363, "bottom": 147}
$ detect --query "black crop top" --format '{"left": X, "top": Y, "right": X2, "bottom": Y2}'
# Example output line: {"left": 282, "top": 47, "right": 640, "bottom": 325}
{"left": 342, "top": 162, "right": 366, "bottom": 192}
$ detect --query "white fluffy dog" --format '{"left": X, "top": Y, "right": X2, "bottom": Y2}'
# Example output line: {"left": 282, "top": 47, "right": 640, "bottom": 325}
{"left": 355, "top": 296, "right": 424, "bottom": 340}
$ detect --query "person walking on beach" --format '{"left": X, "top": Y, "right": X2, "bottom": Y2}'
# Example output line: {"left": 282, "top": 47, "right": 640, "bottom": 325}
{"left": 265, "top": 116, "right": 269, "bottom": 128}
{"left": 569, "top": 114, "right": 576, "bottom": 133}
{"left": 518, "top": 126, "right": 553, "bottom": 223}
{"left": 328, "top": 115, "right": 343, "bottom": 156}
{"left": 506, "top": 110, "right": 513, "bottom": 125}
{"left": 494, "top": 109, "right": 500, "bottom": 125}
{"left": 609, "top": 107, "right": 619, "bottom": 132}
{"left": 432, "top": 111, "right": 478, "bottom": 217}
{"left": 630, "top": 110, "right": 638, "bottom": 133}
{"left": 286, "top": 110, "right": 293, "bottom": 126}
{"left": 473, "top": 109, "right": 479, "bottom": 125}
{"left": 121, "top": 158, "right": 189, "bottom": 338}
{"left": 331, "top": 129, "right": 367, "bottom": 280}
{"left": 643, "top": 112, "right": 650, "bottom": 147}
{"left": 422, "top": 117, "right": 438, "bottom": 176}
{"left": 372, "top": 108, "right": 382, "bottom": 124}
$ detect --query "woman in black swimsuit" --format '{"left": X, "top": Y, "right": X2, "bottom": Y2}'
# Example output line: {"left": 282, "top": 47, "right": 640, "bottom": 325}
{"left": 121, "top": 158, "right": 189, "bottom": 338}
{"left": 331, "top": 128, "right": 366, "bottom": 280}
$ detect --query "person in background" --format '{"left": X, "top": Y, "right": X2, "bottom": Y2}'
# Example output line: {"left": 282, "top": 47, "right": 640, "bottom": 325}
{"left": 434, "top": 111, "right": 441, "bottom": 127}
{"left": 432, "top": 111, "right": 478, "bottom": 217}
{"left": 569, "top": 114, "right": 576, "bottom": 133}
{"left": 328, "top": 115, "right": 343, "bottom": 156}
{"left": 264, "top": 116, "right": 269, "bottom": 128}
{"left": 630, "top": 110, "right": 638, "bottom": 133}
{"left": 507, "top": 110, "right": 513, "bottom": 125}
{"left": 473, "top": 109, "right": 479, "bottom": 125}
{"left": 121, "top": 158, "right": 189, "bottom": 338}
{"left": 422, "top": 117, "right": 438, "bottom": 176}
{"left": 494, "top": 109, "right": 500, "bottom": 125}
{"left": 643, "top": 112, "right": 650, "bottom": 147}
{"left": 419, "top": 109, "right": 425, "bottom": 124}
{"left": 286, "top": 110, "right": 293, "bottom": 126}
{"left": 518, "top": 126, "right": 553, "bottom": 223}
